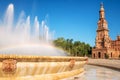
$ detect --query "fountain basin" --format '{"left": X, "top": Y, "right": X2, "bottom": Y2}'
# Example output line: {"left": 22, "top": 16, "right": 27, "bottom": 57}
{"left": 0, "top": 55, "right": 87, "bottom": 80}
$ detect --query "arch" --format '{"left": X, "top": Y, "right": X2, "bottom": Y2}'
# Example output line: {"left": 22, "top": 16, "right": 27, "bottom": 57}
{"left": 93, "top": 54, "right": 95, "bottom": 58}
{"left": 98, "top": 52, "right": 101, "bottom": 58}
{"left": 111, "top": 52, "right": 112, "bottom": 58}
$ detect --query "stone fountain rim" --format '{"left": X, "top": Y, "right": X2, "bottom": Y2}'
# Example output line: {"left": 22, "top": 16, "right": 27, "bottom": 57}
{"left": 0, "top": 54, "right": 88, "bottom": 62}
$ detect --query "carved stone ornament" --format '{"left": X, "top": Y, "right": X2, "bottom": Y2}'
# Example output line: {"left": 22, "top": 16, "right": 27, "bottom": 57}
{"left": 69, "top": 59, "right": 75, "bottom": 69}
{"left": 2, "top": 59, "right": 17, "bottom": 73}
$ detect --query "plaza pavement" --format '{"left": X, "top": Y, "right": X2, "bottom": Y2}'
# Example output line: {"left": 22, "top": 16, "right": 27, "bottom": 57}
{"left": 88, "top": 58, "right": 120, "bottom": 71}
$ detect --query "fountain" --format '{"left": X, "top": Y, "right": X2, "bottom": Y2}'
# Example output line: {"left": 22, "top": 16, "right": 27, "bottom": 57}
{"left": 0, "top": 4, "right": 87, "bottom": 80}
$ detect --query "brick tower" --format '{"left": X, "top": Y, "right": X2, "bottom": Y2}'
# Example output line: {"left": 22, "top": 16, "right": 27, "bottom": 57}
{"left": 96, "top": 3, "right": 111, "bottom": 49}
{"left": 92, "top": 3, "right": 111, "bottom": 59}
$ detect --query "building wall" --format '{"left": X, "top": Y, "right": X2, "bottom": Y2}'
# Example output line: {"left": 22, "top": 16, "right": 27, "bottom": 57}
{"left": 92, "top": 40, "right": 120, "bottom": 59}
{"left": 92, "top": 48, "right": 107, "bottom": 59}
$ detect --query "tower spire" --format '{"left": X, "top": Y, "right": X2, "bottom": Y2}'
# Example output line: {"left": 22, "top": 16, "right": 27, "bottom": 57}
{"left": 98, "top": 2, "right": 108, "bottom": 29}
{"left": 99, "top": 2, "right": 105, "bottom": 19}
{"left": 100, "top": 2, "right": 104, "bottom": 10}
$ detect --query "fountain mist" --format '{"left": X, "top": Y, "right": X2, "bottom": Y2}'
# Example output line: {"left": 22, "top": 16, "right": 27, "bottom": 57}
{"left": 0, "top": 3, "right": 66, "bottom": 56}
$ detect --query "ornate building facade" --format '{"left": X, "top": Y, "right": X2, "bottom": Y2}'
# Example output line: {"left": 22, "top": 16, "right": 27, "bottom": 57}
{"left": 92, "top": 3, "right": 120, "bottom": 59}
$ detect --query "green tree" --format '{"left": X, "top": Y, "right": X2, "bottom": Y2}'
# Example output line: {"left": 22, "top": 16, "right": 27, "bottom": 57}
{"left": 53, "top": 37, "right": 92, "bottom": 57}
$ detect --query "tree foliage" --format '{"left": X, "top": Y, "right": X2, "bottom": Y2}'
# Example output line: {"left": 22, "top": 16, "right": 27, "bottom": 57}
{"left": 53, "top": 37, "right": 92, "bottom": 57}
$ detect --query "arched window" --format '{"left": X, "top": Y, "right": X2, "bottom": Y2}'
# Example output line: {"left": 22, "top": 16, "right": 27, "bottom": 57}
{"left": 94, "top": 54, "right": 95, "bottom": 58}
{"left": 111, "top": 52, "right": 112, "bottom": 58}
{"left": 98, "top": 52, "right": 101, "bottom": 58}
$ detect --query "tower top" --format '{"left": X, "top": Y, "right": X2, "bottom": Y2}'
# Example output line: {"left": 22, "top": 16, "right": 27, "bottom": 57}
{"left": 99, "top": 2, "right": 105, "bottom": 19}
{"left": 98, "top": 2, "right": 108, "bottom": 29}
{"left": 100, "top": 2, "right": 104, "bottom": 11}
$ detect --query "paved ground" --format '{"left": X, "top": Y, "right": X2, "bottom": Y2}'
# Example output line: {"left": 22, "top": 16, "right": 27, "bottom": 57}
{"left": 88, "top": 58, "right": 120, "bottom": 71}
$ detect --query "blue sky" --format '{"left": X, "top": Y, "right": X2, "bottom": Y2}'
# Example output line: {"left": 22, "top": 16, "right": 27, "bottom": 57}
{"left": 0, "top": 0, "right": 120, "bottom": 47}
